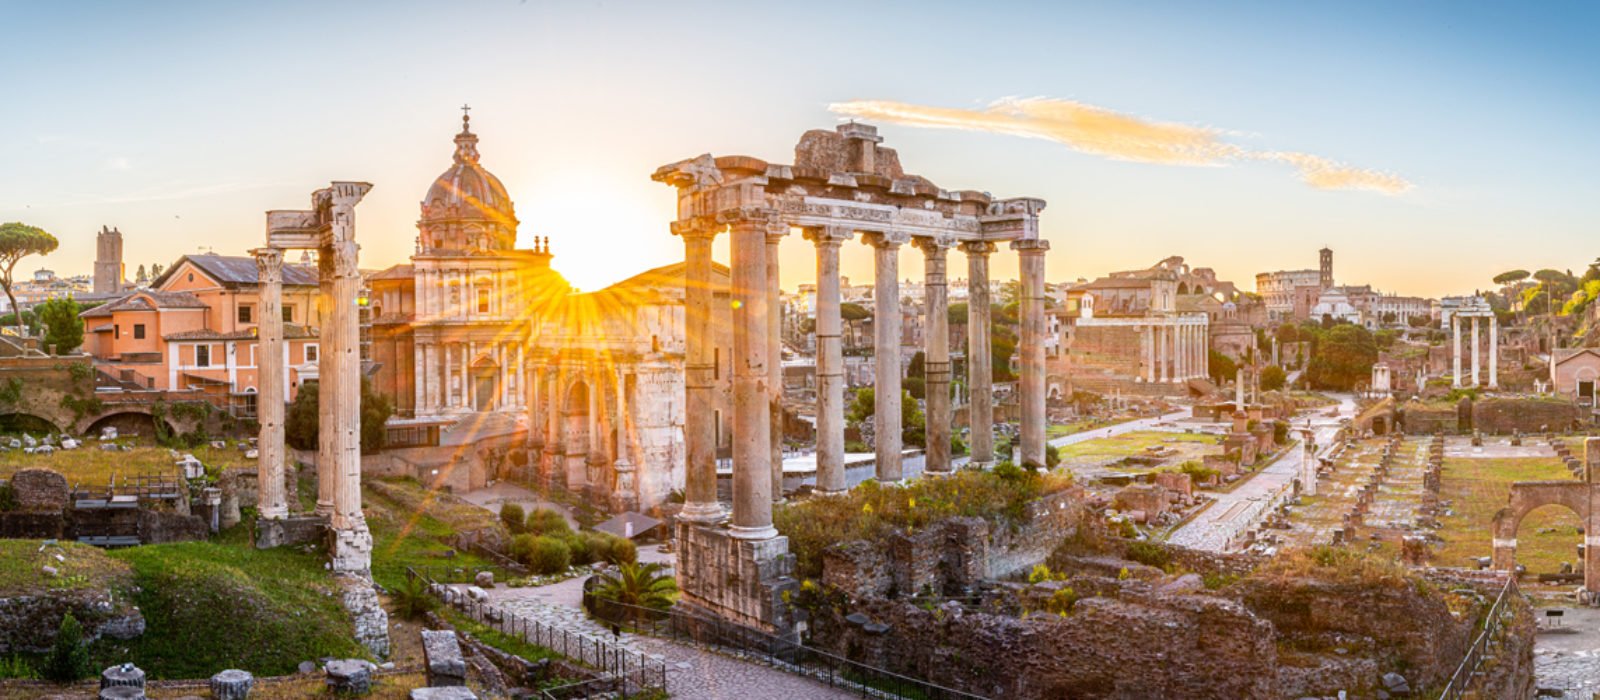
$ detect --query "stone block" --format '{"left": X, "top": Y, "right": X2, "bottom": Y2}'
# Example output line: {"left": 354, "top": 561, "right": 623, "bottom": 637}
{"left": 324, "top": 659, "right": 373, "bottom": 696}
{"left": 410, "top": 688, "right": 478, "bottom": 700}
{"left": 256, "top": 514, "right": 326, "bottom": 549}
{"left": 10, "top": 468, "right": 68, "bottom": 512}
{"left": 421, "top": 630, "right": 467, "bottom": 687}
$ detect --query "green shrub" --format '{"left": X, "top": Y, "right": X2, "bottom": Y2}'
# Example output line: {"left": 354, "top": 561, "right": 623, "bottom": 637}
{"left": 510, "top": 534, "right": 537, "bottom": 563}
{"left": 525, "top": 536, "right": 571, "bottom": 575}
{"left": 565, "top": 533, "right": 594, "bottom": 566}
{"left": 0, "top": 654, "right": 36, "bottom": 680}
{"left": 1125, "top": 541, "right": 1171, "bottom": 569}
{"left": 604, "top": 536, "right": 637, "bottom": 566}
{"left": 499, "top": 503, "right": 526, "bottom": 535}
{"left": 391, "top": 574, "right": 438, "bottom": 620}
{"left": 525, "top": 508, "right": 571, "bottom": 537}
{"left": 1045, "top": 444, "right": 1061, "bottom": 468}
{"left": 42, "top": 612, "right": 90, "bottom": 682}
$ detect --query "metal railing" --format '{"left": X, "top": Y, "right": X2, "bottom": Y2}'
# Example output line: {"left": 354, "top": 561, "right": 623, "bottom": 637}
{"left": 407, "top": 567, "right": 667, "bottom": 699}
{"left": 589, "top": 597, "right": 988, "bottom": 700}
{"left": 1437, "top": 575, "right": 1519, "bottom": 700}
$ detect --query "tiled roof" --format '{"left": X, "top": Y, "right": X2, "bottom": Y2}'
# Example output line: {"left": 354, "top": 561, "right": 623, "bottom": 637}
{"left": 151, "top": 254, "right": 318, "bottom": 289}
{"left": 80, "top": 290, "right": 206, "bottom": 318}
{"left": 369, "top": 264, "right": 415, "bottom": 281}
{"left": 163, "top": 323, "right": 318, "bottom": 342}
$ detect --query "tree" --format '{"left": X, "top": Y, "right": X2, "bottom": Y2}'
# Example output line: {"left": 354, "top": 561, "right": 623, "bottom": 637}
{"left": 150, "top": 263, "right": 164, "bottom": 278}
{"left": 840, "top": 302, "right": 870, "bottom": 351}
{"left": 285, "top": 377, "right": 393, "bottom": 453}
{"left": 35, "top": 297, "right": 83, "bottom": 355}
{"left": 905, "top": 351, "right": 926, "bottom": 399}
{"left": 42, "top": 611, "right": 91, "bottom": 682}
{"left": 1208, "top": 349, "right": 1237, "bottom": 386}
{"left": 1305, "top": 325, "right": 1378, "bottom": 391}
{"left": 0, "top": 223, "right": 59, "bottom": 336}
{"left": 1493, "top": 269, "right": 1530, "bottom": 286}
{"left": 135, "top": 264, "right": 147, "bottom": 281}
{"left": 1260, "top": 365, "right": 1287, "bottom": 391}
{"left": 592, "top": 561, "right": 678, "bottom": 611}
{"left": 845, "top": 388, "right": 924, "bottom": 446}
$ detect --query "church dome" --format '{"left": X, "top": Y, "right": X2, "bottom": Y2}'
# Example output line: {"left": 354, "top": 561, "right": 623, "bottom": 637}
{"left": 418, "top": 112, "right": 518, "bottom": 253}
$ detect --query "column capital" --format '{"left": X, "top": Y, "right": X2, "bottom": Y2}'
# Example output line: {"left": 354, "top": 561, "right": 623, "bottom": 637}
{"left": 961, "top": 241, "right": 998, "bottom": 256}
{"left": 1010, "top": 238, "right": 1051, "bottom": 253}
{"left": 801, "top": 225, "right": 854, "bottom": 246}
{"left": 862, "top": 230, "right": 910, "bottom": 249}
{"left": 912, "top": 236, "right": 957, "bottom": 255}
{"left": 671, "top": 217, "right": 719, "bottom": 240}
{"left": 252, "top": 247, "right": 285, "bottom": 283}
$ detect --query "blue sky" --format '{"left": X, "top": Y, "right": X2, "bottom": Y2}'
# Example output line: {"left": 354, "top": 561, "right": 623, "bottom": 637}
{"left": 1, "top": 0, "right": 1595, "bottom": 295}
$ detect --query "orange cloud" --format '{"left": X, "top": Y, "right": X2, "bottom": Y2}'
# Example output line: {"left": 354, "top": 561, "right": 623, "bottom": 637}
{"left": 829, "top": 97, "right": 1411, "bottom": 195}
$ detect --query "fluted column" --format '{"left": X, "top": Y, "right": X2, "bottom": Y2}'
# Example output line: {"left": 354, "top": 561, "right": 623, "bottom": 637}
{"left": 319, "top": 182, "right": 372, "bottom": 573}
{"left": 725, "top": 209, "right": 776, "bottom": 540}
{"left": 1489, "top": 315, "right": 1499, "bottom": 389}
{"left": 1013, "top": 239, "right": 1049, "bottom": 468}
{"left": 867, "top": 232, "right": 907, "bottom": 481}
{"left": 765, "top": 224, "right": 786, "bottom": 502}
{"left": 964, "top": 242, "right": 996, "bottom": 467}
{"left": 1471, "top": 316, "right": 1482, "bottom": 387}
{"left": 917, "top": 237, "right": 954, "bottom": 476}
{"left": 675, "top": 220, "right": 722, "bottom": 522}
{"left": 1452, "top": 315, "right": 1463, "bottom": 388}
{"left": 253, "top": 247, "right": 287, "bottom": 520}
{"left": 804, "top": 226, "right": 851, "bottom": 494}
{"left": 315, "top": 245, "right": 337, "bottom": 517}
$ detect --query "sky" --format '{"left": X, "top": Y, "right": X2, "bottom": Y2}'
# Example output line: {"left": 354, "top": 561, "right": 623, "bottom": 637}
{"left": 1, "top": 0, "right": 1596, "bottom": 297}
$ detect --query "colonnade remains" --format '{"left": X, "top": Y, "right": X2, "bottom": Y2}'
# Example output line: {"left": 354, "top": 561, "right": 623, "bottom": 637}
{"left": 1135, "top": 315, "right": 1210, "bottom": 384}
{"left": 1452, "top": 306, "right": 1499, "bottom": 389}
{"left": 653, "top": 123, "right": 1049, "bottom": 631}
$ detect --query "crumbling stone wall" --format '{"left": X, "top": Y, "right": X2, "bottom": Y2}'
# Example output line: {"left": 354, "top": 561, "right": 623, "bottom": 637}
{"left": 1401, "top": 401, "right": 1459, "bottom": 435}
{"left": 1473, "top": 397, "right": 1583, "bottom": 434}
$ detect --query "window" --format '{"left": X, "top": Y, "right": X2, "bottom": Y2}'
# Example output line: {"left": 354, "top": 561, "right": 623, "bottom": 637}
{"left": 477, "top": 288, "right": 490, "bottom": 314}
{"left": 196, "top": 345, "right": 211, "bottom": 367}
{"left": 713, "top": 348, "right": 720, "bottom": 380}
{"left": 238, "top": 305, "right": 253, "bottom": 324}
{"left": 113, "top": 325, "right": 120, "bottom": 339}
{"left": 281, "top": 305, "right": 293, "bottom": 323}
{"left": 133, "top": 324, "right": 145, "bottom": 340}
{"left": 305, "top": 344, "right": 318, "bottom": 362}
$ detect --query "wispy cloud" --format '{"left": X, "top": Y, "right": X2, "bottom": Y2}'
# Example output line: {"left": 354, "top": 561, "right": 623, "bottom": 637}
{"left": 829, "top": 97, "right": 1410, "bottom": 195}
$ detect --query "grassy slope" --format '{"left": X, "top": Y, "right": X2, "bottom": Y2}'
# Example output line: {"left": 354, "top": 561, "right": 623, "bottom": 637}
{"left": 363, "top": 478, "right": 496, "bottom": 590}
{"left": 0, "top": 540, "right": 131, "bottom": 596}
{"left": 95, "top": 527, "right": 364, "bottom": 679}
{"left": 1434, "top": 457, "right": 1580, "bottom": 574}
{"left": 1054, "top": 430, "right": 1218, "bottom": 462}
{"left": 0, "top": 441, "right": 256, "bottom": 487}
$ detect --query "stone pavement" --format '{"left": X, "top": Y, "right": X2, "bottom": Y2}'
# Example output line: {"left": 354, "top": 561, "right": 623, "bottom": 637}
{"left": 1168, "top": 395, "right": 1355, "bottom": 551}
{"left": 1534, "top": 606, "right": 1600, "bottom": 698}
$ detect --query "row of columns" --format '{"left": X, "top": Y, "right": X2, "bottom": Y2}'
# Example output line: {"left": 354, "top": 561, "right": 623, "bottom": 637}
{"left": 411, "top": 340, "right": 526, "bottom": 413}
{"left": 676, "top": 209, "right": 1049, "bottom": 540}
{"left": 525, "top": 358, "right": 636, "bottom": 507}
{"left": 1451, "top": 313, "right": 1499, "bottom": 388}
{"left": 255, "top": 181, "right": 373, "bottom": 573}
{"left": 1138, "top": 319, "right": 1208, "bottom": 383}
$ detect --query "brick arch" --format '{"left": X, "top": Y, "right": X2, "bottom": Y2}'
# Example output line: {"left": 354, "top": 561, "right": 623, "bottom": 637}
{"left": 76, "top": 409, "right": 176, "bottom": 439}
{"left": 0, "top": 412, "right": 62, "bottom": 435}
{"left": 1490, "top": 481, "right": 1590, "bottom": 574}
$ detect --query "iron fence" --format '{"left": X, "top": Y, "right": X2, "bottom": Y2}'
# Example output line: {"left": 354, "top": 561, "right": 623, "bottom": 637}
{"left": 407, "top": 567, "right": 667, "bottom": 699}
{"left": 1437, "top": 575, "right": 1519, "bottom": 700}
{"left": 589, "top": 597, "right": 989, "bottom": 700}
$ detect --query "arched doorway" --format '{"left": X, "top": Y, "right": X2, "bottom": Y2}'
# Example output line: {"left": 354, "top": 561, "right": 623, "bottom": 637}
{"left": 563, "top": 380, "right": 590, "bottom": 491}
{"left": 1497, "top": 503, "right": 1584, "bottom": 579}
{"left": 472, "top": 355, "right": 500, "bottom": 412}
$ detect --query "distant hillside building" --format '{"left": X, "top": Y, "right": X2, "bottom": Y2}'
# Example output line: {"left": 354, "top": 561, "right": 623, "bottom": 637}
{"left": 94, "top": 226, "right": 125, "bottom": 295}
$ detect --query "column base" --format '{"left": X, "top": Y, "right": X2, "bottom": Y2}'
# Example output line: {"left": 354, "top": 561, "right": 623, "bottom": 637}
{"left": 674, "top": 521, "right": 796, "bottom": 634}
{"left": 727, "top": 524, "right": 779, "bottom": 540}
{"left": 256, "top": 514, "right": 326, "bottom": 550}
{"left": 329, "top": 518, "right": 374, "bottom": 575}
{"left": 678, "top": 501, "right": 726, "bottom": 523}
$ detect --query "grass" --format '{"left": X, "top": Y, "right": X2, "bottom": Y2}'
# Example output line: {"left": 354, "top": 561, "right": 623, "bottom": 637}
{"left": 1434, "top": 456, "right": 1580, "bottom": 574}
{"left": 0, "top": 438, "right": 257, "bottom": 489}
{"left": 1046, "top": 419, "right": 1116, "bottom": 440}
{"left": 437, "top": 607, "right": 561, "bottom": 665}
{"left": 94, "top": 527, "right": 365, "bottom": 679}
{"left": 0, "top": 540, "right": 132, "bottom": 596}
{"left": 1053, "top": 430, "right": 1218, "bottom": 464}
{"left": 364, "top": 478, "right": 497, "bottom": 590}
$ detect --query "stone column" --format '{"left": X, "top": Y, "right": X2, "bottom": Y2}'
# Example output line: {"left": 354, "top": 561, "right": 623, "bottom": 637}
{"left": 765, "top": 224, "right": 785, "bottom": 502}
{"left": 1489, "top": 315, "right": 1499, "bottom": 389}
{"left": 1141, "top": 325, "right": 1153, "bottom": 382}
{"left": 804, "top": 226, "right": 850, "bottom": 494}
{"left": 1157, "top": 324, "right": 1169, "bottom": 383}
{"left": 314, "top": 247, "right": 337, "bottom": 518}
{"left": 528, "top": 363, "right": 544, "bottom": 451}
{"left": 917, "top": 237, "right": 953, "bottom": 476}
{"left": 867, "top": 232, "right": 906, "bottom": 481}
{"left": 964, "top": 242, "right": 996, "bottom": 467}
{"left": 322, "top": 182, "right": 373, "bottom": 574}
{"left": 544, "top": 367, "right": 564, "bottom": 489}
{"left": 1452, "top": 315, "right": 1463, "bottom": 388}
{"left": 1471, "top": 316, "right": 1482, "bottom": 387}
{"left": 253, "top": 247, "right": 288, "bottom": 521}
{"left": 611, "top": 365, "right": 637, "bottom": 513}
{"left": 725, "top": 209, "right": 776, "bottom": 540}
{"left": 1013, "top": 239, "right": 1049, "bottom": 468}
{"left": 675, "top": 220, "right": 722, "bottom": 522}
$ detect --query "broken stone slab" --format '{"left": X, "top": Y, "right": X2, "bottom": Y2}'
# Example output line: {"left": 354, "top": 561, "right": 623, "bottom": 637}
{"left": 101, "top": 663, "right": 146, "bottom": 689}
{"left": 1382, "top": 671, "right": 1410, "bottom": 695}
{"left": 474, "top": 570, "right": 494, "bottom": 588}
{"left": 101, "top": 427, "right": 118, "bottom": 440}
{"left": 421, "top": 630, "right": 467, "bottom": 687}
{"left": 410, "top": 688, "right": 479, "bottom": 700}
{"left": 209, "top": 669, "right": 253, "bottom": 700}
{"left": 60, "top": 438, "right": 80, "bottom": 450}
{"left": 324, "top": 659, "right": 373, "bottom": 695}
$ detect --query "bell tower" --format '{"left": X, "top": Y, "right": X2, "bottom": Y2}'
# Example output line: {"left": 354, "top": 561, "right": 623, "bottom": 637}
{"left": 94, "top": 226, "right": 124, "bottom": 294}
{"left": 1319, "top": 246, "right": 1333, "bottom": 289}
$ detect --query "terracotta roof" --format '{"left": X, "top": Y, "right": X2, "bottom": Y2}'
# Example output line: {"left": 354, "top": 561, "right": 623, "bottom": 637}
{"left": 369, "top": 264, "right": 415, "bottom": 281}
{"left": 151, "top": 254, "right": 317, "bottom": 289}
{"left": 80, "top": 290, "right": 206, "bottom": 318}
{"left": 163, "top": 323, "right": 318, "bottom": 342}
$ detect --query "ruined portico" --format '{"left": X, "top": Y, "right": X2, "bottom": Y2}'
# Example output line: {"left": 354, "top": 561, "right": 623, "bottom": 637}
{"left": 1452, "top": 297, "right": 1498, "bottom": 389}
{"left": 655, "top": 123, "right": 1049, "bottom": 630}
